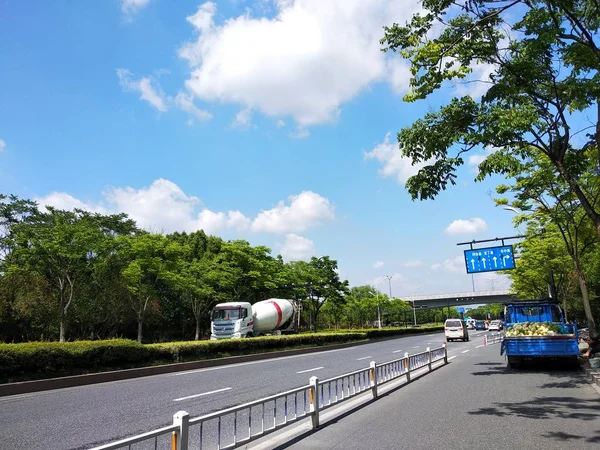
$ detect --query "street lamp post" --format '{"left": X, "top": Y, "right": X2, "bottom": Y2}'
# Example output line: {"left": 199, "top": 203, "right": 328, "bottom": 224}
{"left": 412, "top": 285, "right": 422, "bottom": 326}
{"left": 385, "top": 275, "right": 393, "bottom": 299}
{"left": 376, "top": 289, "right": 382, "bottom": 330}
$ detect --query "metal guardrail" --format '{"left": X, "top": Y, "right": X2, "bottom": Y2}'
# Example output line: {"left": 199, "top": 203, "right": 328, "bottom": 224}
{"left": 485, "top": 332, "right": 504, "bottom": 345}
{"left": 90, "top": 345, "right": 448, "bottom": 450}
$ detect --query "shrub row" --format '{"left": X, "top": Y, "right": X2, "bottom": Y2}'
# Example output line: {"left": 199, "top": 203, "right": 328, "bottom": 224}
{"left": 0, "top": 333, "right": 366, "bottom": 381}
{"left": 0, "top": 326, "right": 443, "bottom": 382}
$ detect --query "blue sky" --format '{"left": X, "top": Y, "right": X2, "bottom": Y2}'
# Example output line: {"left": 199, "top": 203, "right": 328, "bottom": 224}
{"left": 0, "top": 0, "right": 517, "bottom": 296}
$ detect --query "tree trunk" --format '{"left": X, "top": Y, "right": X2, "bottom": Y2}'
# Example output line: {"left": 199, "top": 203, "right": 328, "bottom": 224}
{"left": 574, "top": 260, "right": 596, "bottom": 337}
{"left": 195, "top": 317, "right": 200, "bottom": 341}
{"left": 555, "top": 160, "right": 600, "bottom": 239}
{"left": 137, "top": 317, "right": 144, "bottom": 343}
{"left": 59, "top": 304, "right": 66, "bottom": 343}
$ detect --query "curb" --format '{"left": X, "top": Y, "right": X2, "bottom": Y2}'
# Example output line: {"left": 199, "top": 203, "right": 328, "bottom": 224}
{"left": 582, "top": 366, "right": 600, "bottom": 389}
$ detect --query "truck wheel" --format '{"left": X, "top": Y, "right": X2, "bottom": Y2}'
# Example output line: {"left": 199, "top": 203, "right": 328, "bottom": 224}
{"left": 245, "top": 333, "right": 254, "bottom": 338}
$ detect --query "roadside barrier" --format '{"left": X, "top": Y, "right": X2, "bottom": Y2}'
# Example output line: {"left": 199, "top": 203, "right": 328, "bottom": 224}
{"left": 484, "top": 332, "right": 503, "bottom": 346}
{"left": 90, "top": 344, "right": 448, "bottom": 450}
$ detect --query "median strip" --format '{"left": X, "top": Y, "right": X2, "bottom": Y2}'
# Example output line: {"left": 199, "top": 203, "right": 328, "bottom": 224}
{"left": 296, "top": 367, "right": 323, "bottom": 374}
{"left": 174, "top": 387, "right": 232, "bottom": 402}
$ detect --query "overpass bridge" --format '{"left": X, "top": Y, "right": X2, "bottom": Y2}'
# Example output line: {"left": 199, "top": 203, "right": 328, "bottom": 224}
{"left": 399, "top": 289, "right": 520, "bottom": 309}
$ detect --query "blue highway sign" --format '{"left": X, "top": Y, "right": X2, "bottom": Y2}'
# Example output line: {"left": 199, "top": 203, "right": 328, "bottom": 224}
{"left": 464, "top": 245, "right": 516, "bottom": 274}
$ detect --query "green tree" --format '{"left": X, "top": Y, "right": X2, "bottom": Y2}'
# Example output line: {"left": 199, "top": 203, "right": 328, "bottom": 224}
{"left": 219, "top": 240, "right": 280, "bottom": 302}
{"left": 381, "top": 0, "right": 600, "bottom": 238}
{"left": 6, "top": 208, "right": 134, "bottom": 342}
{"left": 177, "top": 254, "right": 236, "bottom": 340}
{"left": 117, "top": 233, "right": 185, "bottom": 343}
{"left": 495, "top": 148, "right": 599, "bottom": 331}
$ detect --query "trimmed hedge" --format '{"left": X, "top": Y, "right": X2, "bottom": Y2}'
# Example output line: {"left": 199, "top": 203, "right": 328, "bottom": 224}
{"left": 364, "top": 325, "right": 443, "bottom": 339}
{"left": 148, "top": 332, "right": 367, "bottom": 363}
{"left": 0, "top": 326, "right": 443, "bottom": 382}
{"left": 0, "top": 339, "right": 151, "bottom": 381}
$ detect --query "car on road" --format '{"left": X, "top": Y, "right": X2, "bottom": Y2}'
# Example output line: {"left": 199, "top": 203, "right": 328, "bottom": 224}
{"left": 475, "top": 320, "right": 487, "bottom": 330}
{"left": 488, "top": 320, "right": 503, "bottom": 331}
{"left": 444, "top": 319, "right": 469, "bottom": 342}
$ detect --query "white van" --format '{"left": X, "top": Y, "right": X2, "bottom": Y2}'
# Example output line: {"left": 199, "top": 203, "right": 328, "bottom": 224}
{"left": 445, "top": 319, "right": 469, "bottom": 342}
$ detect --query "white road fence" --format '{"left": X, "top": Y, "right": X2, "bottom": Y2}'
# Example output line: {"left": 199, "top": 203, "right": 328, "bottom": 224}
{"left": 484, "top": 332, "right": 504, "bottom": 346}
{"left": 90, "top": 344, "right": 448, "bottom": 450}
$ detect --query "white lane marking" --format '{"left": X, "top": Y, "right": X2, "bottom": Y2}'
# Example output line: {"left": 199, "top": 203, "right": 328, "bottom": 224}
{"left": 392, "top": 349, "right": 403, "bottom": 353}
{"left": 174, "top": 387, "right": 231, "bottom": 402}
{"left": 356, "top": 356, "right": 372, "bottom": 361}
{"left": 171, "top": 346, "right": 355, "bottom": 377}
{"left": 461, "top": 350, "right": 470, "bottom": 354}
{"left": 427, "top": 342, "right": 432, "bottom": 344}
{"left": 475, "top": 344, "right": 484, "bottom": 348}
{"left": 448, "top": 356, "right": 457, "bottom": 360}
{"left": 296, "top": 367, "right": 324, "bottom": 374}
{"left": 412, "top": 346, "right": 420, "bottom": 348}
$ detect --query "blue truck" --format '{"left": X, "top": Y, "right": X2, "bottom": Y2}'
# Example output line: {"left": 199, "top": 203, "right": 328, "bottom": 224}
{"left": 500, "top": 300, "right": 579, "bottom": 368}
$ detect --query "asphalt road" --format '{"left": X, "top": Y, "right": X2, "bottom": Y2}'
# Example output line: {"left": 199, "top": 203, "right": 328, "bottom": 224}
{"left": 263, "top": 341, "right": 600, "bottom": 450}
{"left": 0, "top": 330, "right": 485, "bottom": 450}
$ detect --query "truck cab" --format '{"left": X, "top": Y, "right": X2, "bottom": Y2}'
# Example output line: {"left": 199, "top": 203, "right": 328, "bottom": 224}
{"left": 210, "top": 302, "right": 254, "bottom": 339}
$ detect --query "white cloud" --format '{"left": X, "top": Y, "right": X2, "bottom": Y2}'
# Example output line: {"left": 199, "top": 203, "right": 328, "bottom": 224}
{"left": 276, "top": 119, "right": 285, "bottom": 128}
{"left": 387, "top": 58, "right": 411, "bottom": 95}
{"left": 0, "top": 139, "right": 5, "bottom": 152}
{"left": 467, "top": 154, "right": 487, "bottom": 166}
{"left": 444, "top": 218, "right": 488, "bottom": 235}
{"left": 35, "top": 192, "right": 106, "bottom": 214}
{"left": 467, "top": 153, "right": 487, "bottom": 174}
{"left": 179, "top": 1, "right": 421, "bottom": 127}
{"left": 175, "top": 92, "right": 212, "bottom": 123}
{"left": 280, "top": 234, "right": 315, "bottom": 261}
{"left": 252, "top": 191, "right": 335, "bottom": 234}
{"left": 231, "top": 108, "right": 253, "bottom": 129}
{"left": 373, "top": 260, "right": 384, "bottom": 269}
{"left": 117, "top": 69, "right": 168, "bottom": 112}
{"left": 290, "top": 127, "right": 309, "bottom": 139}
{"left": 364, "top": 133, "right": 430, "bottom": 185}
{"left": 121, "top": 0, "right": 151, "bottom": 15}
{"left": 103, "top": 179, "right": 202, "bottom": 232}
{"left": 402, "top": 260, "right": 423, "bottom": 268}
{"left": 195, "top": 209, "right": 251, "bottom": 235}
{"left": 460, "top": 63, "right": 496, "bottom": 98}
{"left": 431, "top": 255, "right": 465, "bottom": 273}
{"left": 368, "top": 272, "right": 409, "bottom": 297}
{"left": 36, "top": 179, "right": 332, "bottom": 237}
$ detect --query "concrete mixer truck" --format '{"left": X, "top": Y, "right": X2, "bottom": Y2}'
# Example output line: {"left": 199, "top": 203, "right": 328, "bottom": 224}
{"left": 210, "top": 298, "right": 296, "bottom": 339}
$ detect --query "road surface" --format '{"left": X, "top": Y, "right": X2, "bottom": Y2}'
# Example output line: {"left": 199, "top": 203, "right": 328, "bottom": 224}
{"left": 0, "top": 330, "right": 481, "bottom": 450}
{"left": 260, "top": 342, "right": 600, "bottom": 450}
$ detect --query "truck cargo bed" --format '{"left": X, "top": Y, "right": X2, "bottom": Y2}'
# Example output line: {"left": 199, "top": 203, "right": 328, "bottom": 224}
{"left": 502, "top": 336, "right": 579, "bottom": 358}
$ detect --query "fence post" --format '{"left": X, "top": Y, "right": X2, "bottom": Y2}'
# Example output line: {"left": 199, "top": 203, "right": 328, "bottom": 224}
{"left": 404, "top": 352, "right": 411, "bottom": 382}
{"left": 309, "top": 376, "right": 320, "bottom": 429}
{"left": 484, "top": 335, "right": 488, "bottom": 346}
{"left": 173, "top": 411, "right": 189, "bottom": 450}
{"left": 426, "top": 347, "right": 432, "bottom": 371}
{"left": 443, "top": 343, "right": 448, "bottom": 364}
{"left": 369, "top": 361, "right": 378, "bottom": 399}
